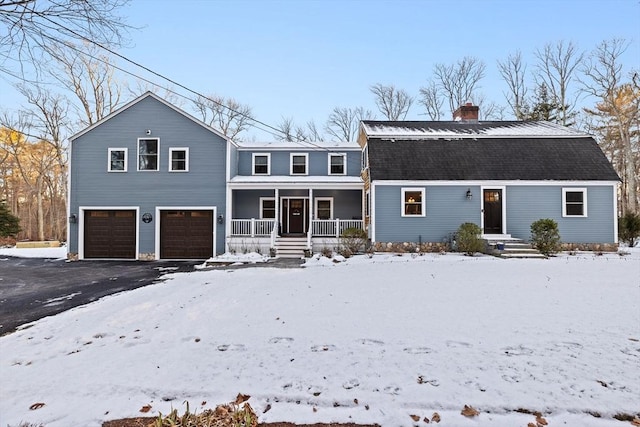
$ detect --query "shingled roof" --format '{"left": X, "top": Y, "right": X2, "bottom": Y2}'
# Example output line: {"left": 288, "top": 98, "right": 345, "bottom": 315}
{"left": 362, "top": 121, "right": 620, "bottom": 182}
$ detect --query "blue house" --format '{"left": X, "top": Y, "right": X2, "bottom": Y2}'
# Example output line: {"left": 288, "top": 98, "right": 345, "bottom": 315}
{"left": 358, "top": 104, "right": 621, "bottom": 252}
{"left": 68, "top": 92, "right": 364, "bottom": 260}
{"left": 68, "top": 96, "right": 619, "bottom": 260}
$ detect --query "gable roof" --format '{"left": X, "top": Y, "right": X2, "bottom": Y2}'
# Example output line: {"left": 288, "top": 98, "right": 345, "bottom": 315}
{"left": 70, "top": 92, "right": 230, "bottom": 141}
{"left": 362, "top": 121, "right": 620, "bottom": 182}
{"left": 236, "top": 140, "right": 360, "bottom": 151}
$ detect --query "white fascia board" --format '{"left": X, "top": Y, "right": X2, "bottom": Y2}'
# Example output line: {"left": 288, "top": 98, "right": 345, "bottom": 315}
{"left": 371, "top": 180, "right": 620, "bottom": 187}
{"left": 228, "top": 181, "right": 364, "bottom": 190}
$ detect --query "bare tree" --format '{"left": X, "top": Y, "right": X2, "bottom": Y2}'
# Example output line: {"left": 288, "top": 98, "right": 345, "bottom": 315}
{"left": 193, "top": 94, "right": 254, "bottom": 140}
{"left": 497, "top": 51, "right": 529, "bottom": 119}
{"left": 431, "top": 56, "right": 486, "bottom": 115}
{"left": 370, "top": 83, "right": 413, "bottom": 120}
{"left": 418, "top": 82, "right": 444, "bottom": 120}
{"left": 0, "top": 0, "right": 131, "bottom": 81}
{"left": 48, "top": 42, "right": 121, "bottom": 126}
{"left": 325, "top": 106, "right": 375, "bottom": 141}
{"left": 534, "top": 40, "right": 584, "bottom": 126}
{"left": 304, "top": 120, "right": 324, "bottom": 141}
{"left": 581, "top": 39, "right": 639, "bottom": 214}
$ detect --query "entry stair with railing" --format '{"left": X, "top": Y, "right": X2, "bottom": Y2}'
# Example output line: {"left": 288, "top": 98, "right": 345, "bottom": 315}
{"left": 274, "top": 236, "right": 308, "bottom": 259}
{"left": 483, "top": 235, "right": 546, "bottom": 259}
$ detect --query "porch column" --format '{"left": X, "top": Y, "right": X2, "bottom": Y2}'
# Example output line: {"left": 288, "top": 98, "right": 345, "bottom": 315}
{"left": 274, "top": 188, "right": 279, "bottom": 232}
{"left": 308, "top": 188, "right": 313, "bottom": 234}
{"left": 225, "top": 186, "right": 232, "bottom": 253}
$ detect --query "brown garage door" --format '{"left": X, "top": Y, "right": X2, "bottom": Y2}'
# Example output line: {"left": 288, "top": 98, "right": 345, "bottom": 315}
{"left": 160, "top": 210, "right": 213, "bottom": 259}
{"left": 84, "top": 210, "right": 136, "bottom": 258}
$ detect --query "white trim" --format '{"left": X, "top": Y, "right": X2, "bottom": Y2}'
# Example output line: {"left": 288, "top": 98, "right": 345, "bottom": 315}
{"left": 70, "top": 92, "right": 230, "bottom": 141}
{"left": 225, "top": 186, "right": 232, "bottom": 253}
{"left": 168, "top": 147, "right": 189, "bottom": 172}
{"left": 314, "top": 197, "right": 334, "bottom": 219}
{"left": 328, "top": 153, "right": 347, "bottom": 176}
{"left": 108, "top": 148, "right": 128, "bottom": 172}
{"left": 401, "top": 187, "right": 426, "bottom": 217}
{"left": 562, "top": 187, "right": 588, "bottom": 217}
{"left": 259, "top": 197, "right": 276, "bottom": 219}
{"left": 290, "top": 153, "right": 308, "bottom": 175}
{"left": 612, "top": 183, "right": 619, "bottom": 243}
{"left": 370, "top": 183, "right": 376, "bottom": 242}
{"left": 280, "top": 196, "right": 309, "bottom": 234}
{"left": 252, "top": 153, "right": 271, "bottom": 175}
{"left": 155, "top": 206, "right": 217, "bottom": 260}
{"left": 480, "top": 186, "right": 507, "bottom": 234}
{"left": 137, "top": 137, "right": 160, "bottom": 171}
{"left": 78, "top": 206, "right": 140, "bottom": 260}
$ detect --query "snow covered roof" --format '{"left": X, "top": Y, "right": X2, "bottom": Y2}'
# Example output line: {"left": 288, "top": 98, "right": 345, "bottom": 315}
{"left": 362, "top": 120, "right": 588, "bottom": 139}
{"left": 235, "top": 140, "right": 360, "bottom": 150}
{"left": 228, "top": 175, "right": 363, "bottom": 188}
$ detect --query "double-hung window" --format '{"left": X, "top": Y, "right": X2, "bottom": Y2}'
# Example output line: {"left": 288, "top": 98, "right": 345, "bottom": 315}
{"left": 253, "top": 153, "right": 270, "bottom": 175}
{"left": 108, "top": 148, "right": 127, "bottom": 172}
{"left": 290, "top": 153, "right": 308, "bottom": 175}
{"left": 138, "top": 138, "right": 159, "bottom": 171}
{"left": 260, "top": 198, "right": 276, "bottom": 219}
{"left": 169, "top": 147, "right": 189, "bottom": 172}
{"left": 328, "top": 153, "right": 346, "bottom": 175}
{"left": 315, "top": 198, "right": 333, "bottom": 220}
{"left": 402, "top": 188, "right": 425, "bottom": 217}
{"left": 562, "top": 188, "right": 587, "bottom": 217}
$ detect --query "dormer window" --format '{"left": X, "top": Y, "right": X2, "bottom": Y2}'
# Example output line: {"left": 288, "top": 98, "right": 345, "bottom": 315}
{"left": 253, "top": 153, "right": 270, "bottom": 175}
{"left": 329, "top": 153, "right": 346, "bottom": 175}
{"left": 290, "top": 153, "right": 308, "bottom": 175}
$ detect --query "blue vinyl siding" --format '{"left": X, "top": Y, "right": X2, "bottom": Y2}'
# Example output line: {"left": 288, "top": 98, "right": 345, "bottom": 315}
{"left": 69, "top": 96, "right": 227, "bottom": 256}
{"left": 237, "top": 149, "right": 361, "bottom": 176}
{"left": 372, "top": 183, "right": 616, "bottom": 244}
{"left": 505, "top": 185, "right": 615, "bottom": 243}
{"left": 373, "top": 185, "right": 480, "bottom": 242}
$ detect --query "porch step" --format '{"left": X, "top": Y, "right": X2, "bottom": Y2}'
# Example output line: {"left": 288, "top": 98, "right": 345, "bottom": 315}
{"left": 275, "top": 237, "right": 308, "bottom": 259}
{"left": 484, "top": 237, "right": 546, "bottom": 259}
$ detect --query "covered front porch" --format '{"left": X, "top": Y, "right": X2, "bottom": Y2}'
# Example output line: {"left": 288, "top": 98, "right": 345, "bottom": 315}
{"left": 226, "top": 183, "right": 364, "bottom": 256}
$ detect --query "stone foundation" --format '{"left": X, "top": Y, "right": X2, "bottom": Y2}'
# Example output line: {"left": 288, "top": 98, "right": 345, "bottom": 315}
{"left": 373, "top": 241, "right": 449, "bottom": 253}
{"left": 138, "top": 253, "right": 156, "bottom": 261}
{"left": 67, "top": 252, "right": 79, "bottom": 261}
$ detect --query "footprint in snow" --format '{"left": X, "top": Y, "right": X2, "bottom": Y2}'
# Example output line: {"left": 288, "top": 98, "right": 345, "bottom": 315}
{"left": 445, "top": 340, "right": 472, "bottom": 348}
{"left": 358, "top": 338, "right": 384, "bottom": 345}
{"left": 269, "top": 337, "right": 294, "bottom": 344}
{"left": 342, "top": 379, "right": 360, "bottom": 389}
{"left": 403, "top": 347, "right": 433, "bottom": 354}
{"left": 311, "top": 344, "right": 336, "bottom": 352}
{"left": 217, "top": 344, "right": 246, "bottom": 352}
{"left": 502, "top": 345, "right": 534, "bottom": 356}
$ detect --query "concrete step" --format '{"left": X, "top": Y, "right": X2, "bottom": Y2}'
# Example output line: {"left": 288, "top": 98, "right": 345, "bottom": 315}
{"left": 275, "top": 237, "right": 308, "bottom": 259}
{"left": 484, "top": 237, "right": 546, "bottom": 259}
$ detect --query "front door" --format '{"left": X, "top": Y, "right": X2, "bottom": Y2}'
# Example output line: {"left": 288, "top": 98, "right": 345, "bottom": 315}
{"left": 483, "top": 189, "right": 503, "bottom": 234}
{"left": 282, "top": 198, "right": 307, "bottom": 234}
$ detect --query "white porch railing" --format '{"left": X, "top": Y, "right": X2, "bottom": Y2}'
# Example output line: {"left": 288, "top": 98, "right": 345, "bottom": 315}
{"left": 311, "top": 219, "right": 364, "bottom": 237}
{"left": 231, "top": 219, "right": 275, "bottom": 236}
{"left": 231, "top": 218, "right": 363, "bottom": 238}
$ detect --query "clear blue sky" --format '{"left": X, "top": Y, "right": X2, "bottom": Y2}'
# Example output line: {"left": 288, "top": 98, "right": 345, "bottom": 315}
{"left": 1, "top": 0, "right": 639, "bottom": 139}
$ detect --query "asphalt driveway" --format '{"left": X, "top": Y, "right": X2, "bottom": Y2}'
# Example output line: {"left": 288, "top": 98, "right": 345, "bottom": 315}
{"left": 0, "top": 257, "right": 201, "bottom": 336}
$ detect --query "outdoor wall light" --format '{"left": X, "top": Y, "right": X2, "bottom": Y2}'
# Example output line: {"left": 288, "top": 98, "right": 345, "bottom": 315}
{"left": 466, "top": 189, "right": 473, "bottom": 200}
{"left": 69, "top": 214, "right": 77, "bottom": 224}
{"left": 142, "top": 212, "right": 153, "bottom": 223}
{"left": 217, "top": 214, "right": 224, "bottom": 224}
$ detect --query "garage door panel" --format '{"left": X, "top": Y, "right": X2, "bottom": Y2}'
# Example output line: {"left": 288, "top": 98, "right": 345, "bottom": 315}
{"left": 84, "top": 210, "right": 136, "bottom": 259}
{"left": 160, "top": 210, "right": 213, "bottom": 259}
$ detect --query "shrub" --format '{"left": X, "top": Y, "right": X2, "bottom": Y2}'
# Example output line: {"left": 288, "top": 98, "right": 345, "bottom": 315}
{"left": 0, "top": 203, "right": 21, "bottom": 238}
{"left": 530, "top": 218, "right": 561, "bottom": 256}
{"left": 456, "top": 222, "right": 484, "bottom": 256}
{"left": 618, "top": 211, "right": 640, "bottom": 247}
{"left": 340, "top": 227, "right": 368, "bottom": 254}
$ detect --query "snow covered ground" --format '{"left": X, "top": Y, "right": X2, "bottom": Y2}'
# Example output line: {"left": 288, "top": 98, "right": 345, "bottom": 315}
{"left": 0, "top": 248, "right": 639, "bottom": 427}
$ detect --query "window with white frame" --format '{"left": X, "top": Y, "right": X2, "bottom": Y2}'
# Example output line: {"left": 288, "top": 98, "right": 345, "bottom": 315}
{"left": 169, "top": 147, "right": 189, "bottom": 172}
{"left": 138, "top": 138, "right": 159, "bottom": 171}
{"left": 365, "top": 191, "right": 370, "bottom": 217}
{"left": 253, "top": 153, "right": 270, "bottom": 175}
{"left": 108, "top": 148, "right": 127, "bottom": 172}
{"left": 260, "top": 198, "right": 276, "bottom": 219}
{"left": 562, "top": 188, "right": 587, "bottom": 217}
{"left": 290, "top": 153, "right": 308, "bottom": 175}
{"left": 402, "top": 188, "right": 425, "bottom": 217}
{"left": 315, "top": 198, "right": 333, "bottom": 220}
{"left": 328, "top": 153, "right": 346, "bottom": 175}
{"left": 361, "top": 146, "right": 368, "bottom": 170}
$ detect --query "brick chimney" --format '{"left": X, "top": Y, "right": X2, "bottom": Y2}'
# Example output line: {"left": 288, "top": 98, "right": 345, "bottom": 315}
{"left": 453, "top": 103, "right": 479, "bottom": 121}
